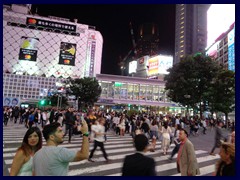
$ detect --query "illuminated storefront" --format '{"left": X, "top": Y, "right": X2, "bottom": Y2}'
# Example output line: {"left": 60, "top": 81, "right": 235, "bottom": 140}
{"left": 96, "top": 74, "right": 179, "bottom": 108}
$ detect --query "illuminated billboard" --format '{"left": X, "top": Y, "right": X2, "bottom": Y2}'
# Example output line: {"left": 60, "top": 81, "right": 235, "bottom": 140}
{"left": 228, "top": 26, "right": 235, "bottom": 71}
{"left": 129, "top": 61, "right": 137, "bottom": 74}
{"left": 207, "top": 4, "right": 235, "bottom": 49}
{"left": 147, "top": 55, "right": 173, "bottom": 76}
{"left": 19, "top": 36, "right": 39, "bottom": 61}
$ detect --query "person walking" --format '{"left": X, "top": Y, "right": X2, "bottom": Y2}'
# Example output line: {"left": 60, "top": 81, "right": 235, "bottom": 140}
{"left": 122, "top": 134, "right": 156, "bottom": 176}
{"left": 63, "top": 107, "right": 75, "bottom": 143}
{"left": 160, "top": 121, "right": 172, "bottom": 155}
{"left": 168, "top": 124, "right": 182, "bottom": 160}
{"left": 32, "top": 121, "right": 89, "bottom": 176}
{"left": 88, "top": 118, "right": 109, "bottom": 162}
{"left": 149, "top": 119, "right": 158, "bottom": 152}
{"left": 10, "top": 127, "right": 42, "bottom": 176}
{"left": 215, "top": 142, "right": 235, "bottom": 176}
{"left": 177, "top": 129, "right": 200, "bottom": 176}
{"left": 210, "top": 121, "right": 225, "bottom": 156}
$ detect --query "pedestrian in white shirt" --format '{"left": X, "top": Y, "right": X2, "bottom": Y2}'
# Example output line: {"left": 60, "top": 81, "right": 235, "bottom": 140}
{"left": 88, "top": 118, "right": 110, "bottom": 163}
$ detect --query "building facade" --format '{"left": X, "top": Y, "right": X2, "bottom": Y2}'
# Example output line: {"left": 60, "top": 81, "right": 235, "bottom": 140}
{"left": 3, "top": 4, "right": 103, "bottom": 79}
{"left": 96, "top": 74, "right": 179, "bottom": 108}
{"left": 3, "top": 73, "right": 65, "bottom": 106}
{"left": 174, "top": 4, "right": 210, "bottom": 64}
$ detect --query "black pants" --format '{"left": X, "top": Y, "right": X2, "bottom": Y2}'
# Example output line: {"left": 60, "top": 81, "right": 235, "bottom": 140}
{"left": 64, "top": 124, "right": 73, "bottom": 142}
{"left": 202, "top": 127, "right": 206, "bottom": 134}
{"left": 89, "top": 140, "right": 108, "bottom": 160}
{"left": 170, "top": 144, "right": 180, "bottom": 158}
{"left": 4, "top": 118, "right": 8, "bottom": 126}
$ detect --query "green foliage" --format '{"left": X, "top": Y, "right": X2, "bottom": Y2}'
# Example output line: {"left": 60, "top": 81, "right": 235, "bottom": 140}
{"left": 208, "top": 69, "right": 235, "bottom": 119}
{"left": 165, "top": 54, "right": 235, "bottom": 118}
{"left": 49, "top": 94, "right": 69, "bottom": 108}
{"left": 66, "top": 77, "right": 102, "bottom": 109}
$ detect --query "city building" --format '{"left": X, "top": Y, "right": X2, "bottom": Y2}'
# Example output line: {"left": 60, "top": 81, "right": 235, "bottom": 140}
{"left": 206, "top": 4, "right": 235, "bottom": 71}
{"left": 3, "top": 4, "right": 103, "bottom": 78}
{"left": 3, "top": 4, "right": 103, "bottom": 106}
{"left": 135, "top": 23, "right": 160, "bottom": 58}
{"left": 95, "top": 74, "right": 181, "bottom": 114}
{"left": 128, "top": 54, "right": 173, "bottom": 80}
{"left": 3, "top": 4, "right": 180, "bottom": 114}
{"left": 174, "top": 4, "right": 210, "bottom": 64}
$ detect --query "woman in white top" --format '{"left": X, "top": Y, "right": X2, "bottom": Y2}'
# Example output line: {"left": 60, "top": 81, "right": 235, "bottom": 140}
{"left": 119, "top": 115, "right": 126, "bottom": 136}
{"left": 160, "top": 121, "right": 172, "bottom": 155}
{"left": 10, "top": 127, "right": 42, "bottom": 176}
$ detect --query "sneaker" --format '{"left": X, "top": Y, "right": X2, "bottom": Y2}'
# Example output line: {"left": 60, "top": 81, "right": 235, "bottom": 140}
{"left": 209, "top": 153, "right": 216, "bottom": 156}
{"left": 88, "top": 158, "right": 95, "bottom": 162}
{"left": 168, "top": 157, "right": 173, "bottom": 160}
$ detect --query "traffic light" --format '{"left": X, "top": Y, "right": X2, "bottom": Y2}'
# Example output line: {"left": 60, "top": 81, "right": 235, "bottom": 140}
{"left": 40, "top": 99, "right": 46, "bottom": 106}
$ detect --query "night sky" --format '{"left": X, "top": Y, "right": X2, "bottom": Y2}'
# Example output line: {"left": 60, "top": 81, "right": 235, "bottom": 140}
{"left": 31, "top": 4, "right": 176, "bottom": 75}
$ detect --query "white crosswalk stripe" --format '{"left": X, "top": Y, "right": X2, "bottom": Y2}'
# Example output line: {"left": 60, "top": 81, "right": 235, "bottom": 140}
{"left": 3, "top": 125, "right": 220, "bottom": 176}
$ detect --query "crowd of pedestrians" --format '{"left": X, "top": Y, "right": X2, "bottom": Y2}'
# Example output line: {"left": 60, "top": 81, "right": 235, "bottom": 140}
{"left": 4, "top": 105, "right": 235, "bottom": 176}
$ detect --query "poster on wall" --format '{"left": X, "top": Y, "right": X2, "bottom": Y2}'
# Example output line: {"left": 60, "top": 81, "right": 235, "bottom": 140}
{"left": 59, "top": 42, "right": 76, "bottom": 66}
{"left": 3, "top": 97, "right": 19, "bottom": 106}
{"left": 19, "top": 36, "right": 39, "bottom": 61}
{"left": 89, "top": 41, "right": 96, "bottom": 77}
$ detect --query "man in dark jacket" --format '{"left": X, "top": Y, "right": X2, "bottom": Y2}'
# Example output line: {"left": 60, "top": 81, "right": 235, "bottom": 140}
{"left": 122, "top": 134, "right": 156, "bottom": 176}
{"left": 64, "top": 107, "right": 75, "bottom": 143}
{"left": 210, "top": 121, "right": 225, "bottom": 155}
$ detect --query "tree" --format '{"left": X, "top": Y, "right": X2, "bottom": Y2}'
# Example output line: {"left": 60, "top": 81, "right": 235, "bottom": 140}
{"left": 208, "top": 69, "right": 235, "bottom": 124}
{"left": 48, "top": 93, "right": 69, "bottom": 108}
{"left": 164, "top": 54, "right": 220, "bottom": 118}
{"left": 66, "top": 77, "right": 102, "bottom": 110}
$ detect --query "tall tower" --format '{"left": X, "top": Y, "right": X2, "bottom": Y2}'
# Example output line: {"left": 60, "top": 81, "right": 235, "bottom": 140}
{"left": 174, "top": 4, "right": 210, "bottom": 64}
{"left": 136, "top": 23, "right": 160, "bottom": 58}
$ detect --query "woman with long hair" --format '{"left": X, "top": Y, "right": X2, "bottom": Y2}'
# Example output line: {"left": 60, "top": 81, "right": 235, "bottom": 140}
{"left": 10, "top": 127, "right": 42, "bottom": 176}
{"left": 215, "top": 142, "right": 235, "bottom": 176}
{"left": 160, "top": 120, "right": 172, "bottom": 155}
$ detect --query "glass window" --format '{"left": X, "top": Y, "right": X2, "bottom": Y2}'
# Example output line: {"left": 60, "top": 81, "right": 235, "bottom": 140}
{"left": 146, "top": 85, "right": 153, "bottom": 100}
{"left": 139, "top": 85, "right": 147, "bottom": 100}
{"left": 120, "top": 83, "right": 128, "bottom": 99}
{"left": 127, "top": 84, "right": 134, "bottom": 99}
{"left": 133, "top": 84, "right": 139, "bottom": 100}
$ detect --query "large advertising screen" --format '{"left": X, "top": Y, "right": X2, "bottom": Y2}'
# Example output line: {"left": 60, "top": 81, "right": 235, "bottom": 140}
{"left": 148, "top": 56, "right": 159, "bottom": 76}
{"left": 207, "top": 4, "right": 235, "bottom": 49}
{"left": 147, "top": 55, "right": 173, "bottom": 76}
{"left": 59, "top": 42, "right": 76, "bottom": 66}
{"left": 19, "top": 36, "right": 39, "bottom": 61}
{"left": 129, "top": 61, "right": 137, "bottom": 74}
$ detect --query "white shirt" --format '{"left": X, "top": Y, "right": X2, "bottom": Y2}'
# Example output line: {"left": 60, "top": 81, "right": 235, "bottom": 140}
{"left": 92, "top": 124, "right": 105, "bottom": 142}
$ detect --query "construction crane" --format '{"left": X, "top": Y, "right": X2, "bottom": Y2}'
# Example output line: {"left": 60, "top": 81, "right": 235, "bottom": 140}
{"left": 118, "top": 22, "right": 138, "bottom": 75}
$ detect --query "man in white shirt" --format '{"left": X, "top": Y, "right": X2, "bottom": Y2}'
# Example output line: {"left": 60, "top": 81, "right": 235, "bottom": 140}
{"left": 88, "top": 118, "right": 109, "bottom": 163}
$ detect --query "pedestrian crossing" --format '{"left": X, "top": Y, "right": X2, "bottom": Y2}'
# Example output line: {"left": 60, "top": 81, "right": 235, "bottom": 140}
{"left": 3, "top": 125, "right": 219, "bottom": 176}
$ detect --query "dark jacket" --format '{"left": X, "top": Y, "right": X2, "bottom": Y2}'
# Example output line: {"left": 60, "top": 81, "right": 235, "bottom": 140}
{"left": 216, "top": 161, "right": 235, "bottom": 176}
{"left": 122, "top": 152, "right": 156, "bottom": 176}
